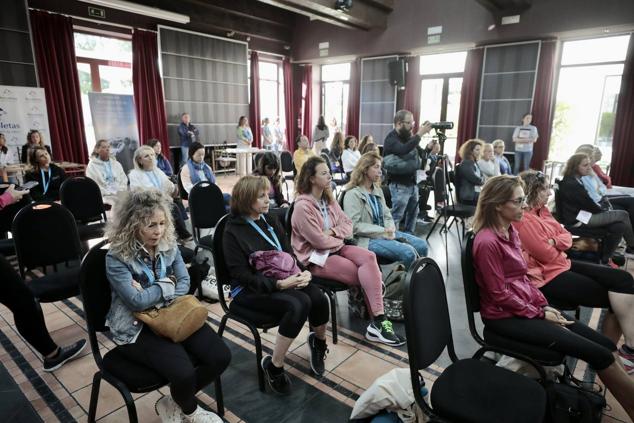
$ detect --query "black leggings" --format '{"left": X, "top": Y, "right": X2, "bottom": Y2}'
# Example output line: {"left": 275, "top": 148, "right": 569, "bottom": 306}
{"left": 0, "top": 254, "right": 57, "bottom": 356}
{"left": 484, "top": 313, "right": 616, "bottom": 371}
{"left": 541, "top": 260, "right": 634, "bottom": 309}
{"left": 233, "top": 284, "right": 329, "bottom": 339}
{"left": 117, "top": 324, "right": 231, "bottom": 415}
{"left": 610, "top": 195, "right": 634, "bottom": 231}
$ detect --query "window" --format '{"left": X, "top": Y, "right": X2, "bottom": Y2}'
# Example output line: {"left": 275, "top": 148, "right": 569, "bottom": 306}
{"left": 321, "top": 63, "right": 351, "bottom": 142}
{"left": 74, "top": 32, "right": 133, "bottom": 153}
{"left": 549, "top": 35, "right": 630, "bottom": 163}
{"left": 258, "top": 61, "right": 286, "bottom": 142}
{"left": 419, "top": 52, "right": 467, "bottom": 159}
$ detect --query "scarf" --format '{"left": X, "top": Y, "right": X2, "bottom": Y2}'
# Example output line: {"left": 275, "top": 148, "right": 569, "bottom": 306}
{"left": 187, "top": 158, "right": 215, "bottom": 185}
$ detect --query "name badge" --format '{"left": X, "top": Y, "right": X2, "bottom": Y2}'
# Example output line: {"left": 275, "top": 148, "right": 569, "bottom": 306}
{"left": 308, "top": 250, "right": 329, "bottom": 267}
{"left": 576, "top": 210, "right": 592, "bottom": 225}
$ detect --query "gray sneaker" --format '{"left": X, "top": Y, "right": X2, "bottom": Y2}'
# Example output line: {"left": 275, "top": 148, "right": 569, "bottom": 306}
{"left": 43, "top": 339, "right": 86, "bottom": 372}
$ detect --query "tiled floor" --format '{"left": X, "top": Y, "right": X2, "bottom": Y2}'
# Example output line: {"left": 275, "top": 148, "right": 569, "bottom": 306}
{"left": 1, "top": 173, "right": 633, "bottom": 422}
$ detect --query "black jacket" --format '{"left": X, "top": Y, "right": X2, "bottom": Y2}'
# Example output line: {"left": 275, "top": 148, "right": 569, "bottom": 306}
{"left": 557, "top": 176, "right": 602, "bottom": 226}
{"left": 455, "top": 160, "right": 484, "bottom": 203}
{"left": 223, "top": 214, "right": 301, "bottom": 294}
{"left": 24, "top": 163, "right": 66, "bottom": 202}
{"left": 382, "top": 129, "right": 428, "bottom": 185}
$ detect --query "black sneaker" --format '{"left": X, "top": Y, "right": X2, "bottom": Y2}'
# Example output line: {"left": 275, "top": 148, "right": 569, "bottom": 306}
{"left": 307, "top": 332, "right": 328, "bottom": 376}
{"left": 366, "top": 320, "right": 406, "bottom": 346}
{"left": 43, "top": 339, "right": 87, "bottom": 372}
{"left": 261, "top": 355, "right": 292, "bottom": 395}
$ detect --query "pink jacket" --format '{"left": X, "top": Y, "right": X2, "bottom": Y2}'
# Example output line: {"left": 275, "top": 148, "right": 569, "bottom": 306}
{"left": 291, "top": 194, "right": 352, "bottom": 265}
{"left": 512, "top": 206, "right": 572, "bottom": 288}
{"left": 0, "top": 191, "right": 13, "bottom": 210}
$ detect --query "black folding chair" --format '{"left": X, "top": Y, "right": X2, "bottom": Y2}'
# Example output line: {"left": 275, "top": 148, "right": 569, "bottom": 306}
{"left": 212, "top": 214, "right": 282, "bottom": 391}
{"left": 404, "top": 257, "right": 547, "bottom": 423}
{"left": 280, "top": 151, "right": 296, "bottom": 200}
{"left": 79, "top": 240, "right": 223, "bottom": 422}
{"left": 188, "top": 181, "right": 227, "bottom": 256}
{"left": 60, "top": 177, "right": 107, "bottom": 242}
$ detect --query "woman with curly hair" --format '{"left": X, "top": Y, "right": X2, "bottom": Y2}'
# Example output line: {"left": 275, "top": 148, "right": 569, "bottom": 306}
{"left": 105, "top": 190, "right": 230, "bottom": 422}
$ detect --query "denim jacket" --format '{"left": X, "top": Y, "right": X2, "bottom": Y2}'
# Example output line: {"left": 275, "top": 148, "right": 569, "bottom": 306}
{"left": 105, "top": 245, "right": 190, "bottom": 345}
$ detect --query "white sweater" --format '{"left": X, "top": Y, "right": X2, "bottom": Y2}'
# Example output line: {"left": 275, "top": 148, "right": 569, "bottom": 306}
{"left": 128, "top": 168, "right": 175, "bottom": 196}
{"left": 341, "top": 149, "right": 361, "bottom": 173}
{"left": 85, "top": 157, "right": 128, "bottom": 197}
{"left": 476, "top": 158, "right": 500, "bottom": 181}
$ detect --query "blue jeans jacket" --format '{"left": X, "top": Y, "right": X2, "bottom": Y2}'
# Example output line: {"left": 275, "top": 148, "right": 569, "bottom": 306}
{"left": 105, "top": 246, "right": 190, "bottom": 344}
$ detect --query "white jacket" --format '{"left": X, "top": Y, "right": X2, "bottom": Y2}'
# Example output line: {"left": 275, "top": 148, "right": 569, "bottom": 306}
{"left": 85, "top": 157, "right": 128, "bottom": 197}
{"left": 476, "top": 158, "right": 500, "bottom": 181}
{"left": 128, "top": 168, "right": 175, "bottom": 196}
{"left": 341, "top": 149, "right": 361, "bottom": 173}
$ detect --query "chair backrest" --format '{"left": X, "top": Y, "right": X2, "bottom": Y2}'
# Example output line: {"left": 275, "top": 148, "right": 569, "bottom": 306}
{"left": 320, "top": 152, "right": 333, "bottom": 172}
{"left": 403, "top": 257, "right": 457, "bottom": 370}
{"left": 189, "top": 181, "right": 226, "bottom": 232}
{"left": 280, "top": 151, "right": 294, "bottom": 173}
{"left": 177, "top": 170, "right": 189, "bottom": 200}
{"left": 284, "top": 202, "right": 295, "bottom": 242}
{"left": 552, "top": 181, "right": 563, "bottom": 222}
{"left": 79, "top": 239, "right": 110, "bottom": 367}
{"left": 461, "top": 231, "right": 486, "bottom": 345}
{"left": 60, "top": 177, "right": 107, "bottom": 224}
{"left": 337, "top": 188, "right": 347, "bottom": 209}
{"left": 12, "top": 202, "right": 82, "bottom": 277}
{"left": 211, "top": 214, "right": 231, "bottom": 312}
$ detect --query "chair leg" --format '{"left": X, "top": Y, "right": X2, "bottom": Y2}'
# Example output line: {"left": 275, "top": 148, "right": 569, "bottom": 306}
{"left": 87, "top": 372, "right": 102, "bottom": 423}
{"left": 217, "top": 315, "right": 229, "bottom": 338}
{"left": 249, "top": 326, "right": 266, "bottom": 392}
{"left": 326, "top": 289, "right": 338, "bottom": 345}
{"left": 425, "top": 215, "right": 442, "bottom": 240}
{"left": 214, "top": 377, "right": 224, "bottom": 416}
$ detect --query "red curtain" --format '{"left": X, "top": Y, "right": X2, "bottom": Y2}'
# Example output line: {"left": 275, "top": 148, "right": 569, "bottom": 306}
{"left": 249, "top": 51, "right": 261, "bottom": 148}
{"left": 346, "top": 59, "right": 360, "bottom": 138}
{"left": 30, "top": 10, "right": 88, "bottom": 164}
{"left": 283, "top": 58, "right": 294, "bottom": 152}
{"left": 455, "top": 47, "right": 484, "bottom": 162}
{"left": 529, "top": 40, "right": 558, "bottom": 171}
{"left": 404, "top": 55, "right": 421, "bottom": 132}
{"left": 301, "top": 65, "right": 313, "bottom": 141}
{"left": 132, "top": 30, "right": 170, "bottom": 158}
{"left": 610, "top": 35, "right": 634, "bottom": 187}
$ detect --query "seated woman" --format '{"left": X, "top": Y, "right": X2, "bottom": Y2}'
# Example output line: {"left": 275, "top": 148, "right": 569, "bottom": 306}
{"left": 476, "top": 143, "right": 500, "bottom": 181}
{"left": 105, "top": 189, "right": 230, "bottom": 422}
{"left": 179, "top": 142, "right": 231, "bottom": 206}
{"left": 148, "top": 138, "right": 174, "bottom": 178}
{"left": 558, "top": 153, "right": 634, "bottom": 258}
{"left": 358, "top": 135, "right": 374, "bottom": 154}
{"left": 341, "top": 136, "right": 361, "bottom": 175}
{"left": 223, "top": 176, "right": 329, "bottom": 391}
{"left": 455, "top": 139, "right": 484, "bottom": 206}
{"left": 360, "top": 142, "right": 378, "bottom": 155}
{"left": 253, "top": 152, "right": 289, "bottom": 225}
{"left": 24, "top": 146, "right": 66, "bottom": 201}
{"left": 327, "top": 132, "right": 345, "bottom": 173}
{"left": 292, "top": 156, "right": 404, "bottom": 346}
{"left": 516, "top": 170, "right": 634, "bottom": 371}
{"left": 591, "top": 146, "right": 612, "bottom": 188}
{"left": 21, "top": 130, "right": 51, "bottom": 164}
{"left": 343, "top": 152, "right": 427, "bottom": 268}
{"left": 492, "top": 139, "right": 512, "bottom": 175}
{"left": 472, "top": 175, "right": 634, "bottom": 419}
{"left": 293, "top": 135, "right": 315, "bottom": 174}
{"left": 85, "top": 139, "right": 128, "bottom": 205}
{"left": 128, "top": 146, "right": 192, "bottom": 242}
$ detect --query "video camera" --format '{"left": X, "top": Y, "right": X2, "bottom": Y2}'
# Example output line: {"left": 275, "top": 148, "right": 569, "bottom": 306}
{"left": 431, "top": 121, "right": 454, "bottom": 130}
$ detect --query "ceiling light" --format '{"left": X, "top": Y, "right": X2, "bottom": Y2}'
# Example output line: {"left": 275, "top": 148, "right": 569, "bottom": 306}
{"left": 77, "top": 0, "right": 190, "bottom": 24}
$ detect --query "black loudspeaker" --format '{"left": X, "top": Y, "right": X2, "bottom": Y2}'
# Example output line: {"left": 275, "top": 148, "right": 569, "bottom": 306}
{"left": 388, "top": 59, "right": 406, "bottom": 87}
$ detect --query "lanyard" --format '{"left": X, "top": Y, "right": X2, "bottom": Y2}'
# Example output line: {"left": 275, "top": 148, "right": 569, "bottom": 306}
{"left": 103, "top": 160, "right": 113, "bottom": 183}
{"left": 247, "top": 216, "right": 282, "bottom": 251}
{"left": 137, "top": 253, "right": 166, "bottom": 284}
{"left": 146, "top": 170, "right": 161, "bottom": 189}
{"left": 41, "top": 167, "right": 51, "bottom": 194}
{"left": 365, "top": 193, "right": 383, "bottom": 226}
{"left": 319, "top": 200, "right": 331, "bottom": 230}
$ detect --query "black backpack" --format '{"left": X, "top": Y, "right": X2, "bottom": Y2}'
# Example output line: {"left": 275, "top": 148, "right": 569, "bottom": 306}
{"left": 545, "top": 382, "right": 605, "bottom": 423}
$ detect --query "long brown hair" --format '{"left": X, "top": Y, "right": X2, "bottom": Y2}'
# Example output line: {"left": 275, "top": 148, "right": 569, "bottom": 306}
{"left": 472, "top": 175, "right": 523, "bottom": 233}
{"left": 459, "top": 139, "right": 484, "bottom": 161}
{"left": 346, "top": 152, "right": 381, "bottom": 190}
{"left": 254, "top": 152, "right": 282, "bottom": 194}
{"left": 562, "top": 153, "right": 588, "bottom": 178}
{"left": 330, "top": 132, "right": 345, "bottom": 153}
{"left": 295, "top": 156, "right": 334, "bottom": 203}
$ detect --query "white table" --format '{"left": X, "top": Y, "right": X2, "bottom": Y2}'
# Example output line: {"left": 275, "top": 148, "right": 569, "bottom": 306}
{"left": 224, "top": 147, "right": 264, "bottom": 176}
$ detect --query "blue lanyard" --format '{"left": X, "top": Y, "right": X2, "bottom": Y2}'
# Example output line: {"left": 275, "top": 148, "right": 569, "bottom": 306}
{"left": 365, "top": 193, "right": 383, "bottom": 226}
{"left": 146, "top": 171, "right": 161, "bottom": 189}
{"left": 137, "top": 253, "right": 166, "bottom": 284}
{"left": 319, "top": 200, "right": 331, "bottom": 230}
{"left": 103, "top": 160, "right": 113, "bottom": 183}
{"left": 41, "top": 167, "right": 51, "bottom": 194}
{"left": 246, "top": 216, "right": 282, "bottom": 251}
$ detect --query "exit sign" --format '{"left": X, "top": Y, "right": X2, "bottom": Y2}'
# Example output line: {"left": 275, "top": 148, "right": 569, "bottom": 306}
{"left": 88, "top": 7, "right": 106, "bottom": 19}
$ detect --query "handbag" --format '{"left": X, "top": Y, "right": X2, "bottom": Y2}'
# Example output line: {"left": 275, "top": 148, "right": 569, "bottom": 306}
{"left": 545, "top": 382, "right": 605, "bottom": 423}
{"left": 134, "top": 295, "right": 208, "bottom": 343}
{"left": 249, "top": 250, "right": 300, "bottom": 280}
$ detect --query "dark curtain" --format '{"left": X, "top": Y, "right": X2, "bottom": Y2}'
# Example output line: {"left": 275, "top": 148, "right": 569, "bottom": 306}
{"left": 404, "top": 55, "right": 421, "bottom": 132}
{"left": 249, "top": 51, "right": 261, "bottom": 148}
{"left": 610, "top": 34, "right": 634, "bottom": 187}
{"left": 301, "top": 65, "right": 312, "bottom": 141}
{"left": 455, "top": 47, "right": 484, "bottom": 162}
{"left": 292, "top": 64, "right": 304, "bottom": 143}
{"left": 346, "top": 59, "right": 360, "bottom": 138}
{"left": 529, "top": 40, "right": 558, "bottom": 171}
{"left": 132, "top": 30, "right": 170, "bottom": 158}
{"left": 30, "top": 11, "right": 88, "bottom": 164}
{"left": 283, "top": 58, "right": 294, "bottom": 152}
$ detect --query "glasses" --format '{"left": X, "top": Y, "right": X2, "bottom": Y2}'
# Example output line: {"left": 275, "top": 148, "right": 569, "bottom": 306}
{"left": 508, "top": 196, "right": 527, "bottom": 206}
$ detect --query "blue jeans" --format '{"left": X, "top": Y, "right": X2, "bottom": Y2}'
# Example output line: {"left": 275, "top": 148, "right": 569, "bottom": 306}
{"left": 514, "top": 151, "right": 533, "bottom": 174}
{"left": 368, "top": 231, "right": 428, "bottom": 268}
{"left": 389, "top": 183, "right": 419, "bottom": 233}
{"left": 180, "top": 146, "right": 189, "bottom": 167}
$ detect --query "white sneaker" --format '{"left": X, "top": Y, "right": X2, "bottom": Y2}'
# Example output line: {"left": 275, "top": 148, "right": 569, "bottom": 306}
{"left": 200, "top": 275, "right": 230, "bottom": 300}
{"left": 184, "top": 405, "right": 223, "bottom": 423}
{"left": 155, "top": 395, "right": 182, "bottom": 423}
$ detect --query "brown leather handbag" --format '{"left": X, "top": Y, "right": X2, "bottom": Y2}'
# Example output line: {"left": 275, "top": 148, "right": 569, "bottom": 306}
{"left": 134, "top": 295, "right": 208, "bottom": 342}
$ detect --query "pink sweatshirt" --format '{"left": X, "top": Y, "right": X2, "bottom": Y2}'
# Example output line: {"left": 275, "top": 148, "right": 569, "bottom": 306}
{"left": 0, "top": 191, "right": 13, "bottom": 210}
{"left": 291, "top": 194, "right": 352, "bottom": 265}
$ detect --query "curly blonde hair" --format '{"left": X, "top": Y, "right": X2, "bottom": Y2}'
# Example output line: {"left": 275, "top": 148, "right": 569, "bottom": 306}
{"left": 106, "top": 189, "right": 176, "bottom": 262}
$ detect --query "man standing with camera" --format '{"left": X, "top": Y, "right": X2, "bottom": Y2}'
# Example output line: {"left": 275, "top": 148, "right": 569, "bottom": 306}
{"left": 382, "top": 110, "right": 432, "bottom": 234}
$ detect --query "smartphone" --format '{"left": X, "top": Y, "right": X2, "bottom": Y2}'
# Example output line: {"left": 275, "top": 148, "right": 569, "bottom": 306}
{"left": 17, "top": 181, "right": 39, "bottom": 190}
